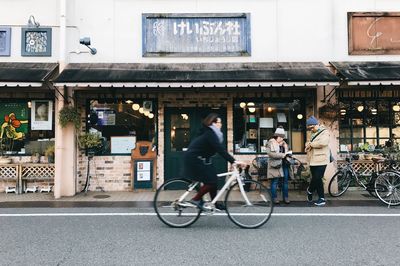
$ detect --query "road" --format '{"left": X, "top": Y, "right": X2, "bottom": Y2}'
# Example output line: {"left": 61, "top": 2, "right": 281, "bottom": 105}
{"left": 1, "top": 206, "right": 399, "bottom": 266}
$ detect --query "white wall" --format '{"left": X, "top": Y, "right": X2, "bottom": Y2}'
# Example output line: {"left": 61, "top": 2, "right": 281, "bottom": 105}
{"left": 1, "top": 0, "right": 400, "bottom": 63}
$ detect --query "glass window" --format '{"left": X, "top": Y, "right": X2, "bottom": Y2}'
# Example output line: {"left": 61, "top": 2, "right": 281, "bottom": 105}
{"left": 338, "top": 98, "right": 400, "bottom": 151}
{"left": 0, "top": 100, "right": 54, "bottom": 155}
{"left": 88, "top": 99, "right": 157, "bottom": 155}
{"left": 170, "top": 113, "right": 190, "bottom": 152}
{"left": 233, "top": 99, "right": 306, "bottom": 154}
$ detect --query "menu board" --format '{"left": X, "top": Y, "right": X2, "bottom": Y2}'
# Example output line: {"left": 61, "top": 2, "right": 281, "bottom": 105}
{"left": 110, "top": 136, "right": 136, "bottom": 154}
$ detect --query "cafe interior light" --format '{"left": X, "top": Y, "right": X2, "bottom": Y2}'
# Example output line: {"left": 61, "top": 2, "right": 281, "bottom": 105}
{"left": 340, "top": 109, "right": 346, "bottom": 115}
{"left": 371, "top": 108, "right": 377, "bottom": 115}
{"left": 247, "top": 102, "right": 256, "bottom": 113}
{"left": 148, "top": 113, "right": 154, "bottom": 119}
{"left": 297, "top": 114, "right": 303, "bottom": 120}
{"left": 357, "top": 105, "right": 364, "bottom": 112}
{"left": 27, "top": 101, "right": 32, "bottom": 108}
{"left": 393, "top": 104, "right": 400, "bottom": 112}
{"left": 125, "top": 100, "right": 133, "bottom": 104}
{"left": 139, "top": 107, "right": 144, "bottom": 114}
{"left": 132, "top": 103, "right": 140, "bottom": 111}
{"left": 239, "top": 102, "right": 246, "bottom": 108}
{"left": 267, "top": 106, "right": 272, "bottom": 112}
{"left": 144, "top": 110, "right": 150, "bottom": 116}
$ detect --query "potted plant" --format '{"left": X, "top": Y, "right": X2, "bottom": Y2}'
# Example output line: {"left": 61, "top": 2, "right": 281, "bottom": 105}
{"left": 0, "top": 123, "right": 18, "bottom": 164}
{"left": 59, "top": 106, "right": 81, "bottom": 130}
{"left": 45, "top": 144, "right": 55, "bottom": 163}
{"left": 318, "top": 102, "right": 339, "bottom": 120}
{"left": 78, "top": 132, "right": 102, "bottom": 157}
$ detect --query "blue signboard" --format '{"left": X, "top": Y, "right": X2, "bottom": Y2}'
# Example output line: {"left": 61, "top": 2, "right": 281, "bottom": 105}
{"left": 142, "top": 13, "right": 251, "bottom": 57}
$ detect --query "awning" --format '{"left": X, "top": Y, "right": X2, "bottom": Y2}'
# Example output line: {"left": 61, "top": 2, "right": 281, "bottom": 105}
{"left": 0, "top": 62, "right": 58, "bottom": 87}
{"left": 53, "top": 62, "right": 339, "bottom": 88}
{"left": 330, "top": 61, "right": 400, "bottom": 86}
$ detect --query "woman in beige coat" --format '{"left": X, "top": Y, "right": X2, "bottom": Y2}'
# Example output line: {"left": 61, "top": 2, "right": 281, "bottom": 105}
{"left": 266, "top": 126, "right": 292, "bottom": 204}
{"left": 305, "top": 116, "right": 330, "bottom": 206}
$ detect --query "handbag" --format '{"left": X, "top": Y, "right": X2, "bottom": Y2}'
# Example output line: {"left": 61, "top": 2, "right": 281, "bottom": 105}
{"left": 329, "top": 149, "right": 334, "bottom": 163}
{"left": 269, "top": 159, "right": 282, "bottom": 169}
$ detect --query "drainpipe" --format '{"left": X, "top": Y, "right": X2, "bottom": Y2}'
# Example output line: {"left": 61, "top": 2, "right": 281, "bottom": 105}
{"left": 54, "top": 0, "right": 67, "bottom": 199}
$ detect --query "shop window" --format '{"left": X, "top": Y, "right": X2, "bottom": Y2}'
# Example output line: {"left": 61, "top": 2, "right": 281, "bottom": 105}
{"left": 233, "top": 99, "right": 306, "bottom": 154}
{"left": 87, "top": 99, "right": 157, "bottom": 155}
{"left": 0, "top": 100, "right": 54, "bottom": 155}
{"left": 338, "top": 99, "right": 400, "bottom": 152}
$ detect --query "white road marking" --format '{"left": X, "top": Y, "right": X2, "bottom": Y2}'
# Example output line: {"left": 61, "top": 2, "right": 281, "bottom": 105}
{"left": 0, "top": 212, "right": 400, "bottom": 217}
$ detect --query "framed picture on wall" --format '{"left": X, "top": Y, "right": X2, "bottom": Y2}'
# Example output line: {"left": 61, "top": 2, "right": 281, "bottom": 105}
{"left": 0, "top": 27, "right": 11, "bottom": 56}
{"left": 21, "top": 27, "right": 52, "bottom": 56}
{"left": 31, "top": 100, "right": 53, "bottom": 130}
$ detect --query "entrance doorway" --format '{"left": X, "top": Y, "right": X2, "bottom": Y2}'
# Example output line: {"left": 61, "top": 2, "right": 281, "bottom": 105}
{"left": 164, "top": 107, "right": 227, "bottom": 186}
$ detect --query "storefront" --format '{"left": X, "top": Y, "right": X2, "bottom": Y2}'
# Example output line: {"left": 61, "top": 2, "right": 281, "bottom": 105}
{"left": 0, "top": 62, "right": 58, "bottom": 192}
{"left": 54, "top": 62, "right": 339, "bottom": 192}
{"left": 331, "top": 62, "right": 400, "bottom": 153}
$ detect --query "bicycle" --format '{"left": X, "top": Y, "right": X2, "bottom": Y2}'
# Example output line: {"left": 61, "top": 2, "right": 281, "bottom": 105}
{"left": 328, "top": 154, "right": 377, "bottom": 198}
{"left": 153, "top": 165, "right": 273, "bottom": 229}
{"left": 373, "top": 158, "right": 400, "bottom": 207}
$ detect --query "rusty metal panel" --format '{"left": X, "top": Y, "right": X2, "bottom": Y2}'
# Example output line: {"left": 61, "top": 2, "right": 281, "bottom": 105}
{"left": 348, "top": 12, "right": 400, "bottom": 55}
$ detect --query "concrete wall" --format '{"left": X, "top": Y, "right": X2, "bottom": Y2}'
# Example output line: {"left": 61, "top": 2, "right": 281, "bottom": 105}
{"left": 2, "top": 0, "right": 400, "bottom": 63}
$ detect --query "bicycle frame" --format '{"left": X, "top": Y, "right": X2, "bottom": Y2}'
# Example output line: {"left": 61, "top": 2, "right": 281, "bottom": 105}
{"left": 177, "top": 168, "right": 252, "bottom": 207}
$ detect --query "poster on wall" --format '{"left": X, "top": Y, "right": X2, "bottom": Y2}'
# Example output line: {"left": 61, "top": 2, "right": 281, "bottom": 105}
{"left": 31, "top": 100, "right": 53, "bottom": 130}
{"left": 110, "top": 136, "right": 136, "bottom": 154}
{"left": 0, "top": 102, "right": 29, "bottom": 139}
{"left": 96, "top": 109, "right": 116, "bottom": 125}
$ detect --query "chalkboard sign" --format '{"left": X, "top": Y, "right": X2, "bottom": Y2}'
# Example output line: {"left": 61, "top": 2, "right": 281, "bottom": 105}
{"left": 110, "top": 136, "right": 136, "bottom": 154}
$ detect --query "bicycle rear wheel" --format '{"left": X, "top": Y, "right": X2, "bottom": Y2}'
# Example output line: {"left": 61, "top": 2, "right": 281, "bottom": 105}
{"left": 328, "top": 170, "right": 351, "bottom": 197}
{"left": 374, "top": 171, "right": 400, "bottom": 206}
{"left": 153, "top": 178, "right": 201, "bottom": 228}
{"left": 225, "top": 180, "right": 273, "bottom": 229}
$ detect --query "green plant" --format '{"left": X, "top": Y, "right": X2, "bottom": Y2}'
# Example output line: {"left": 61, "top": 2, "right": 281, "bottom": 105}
{"left": 78, "top": 132, "right": 102, "bottom": 150}
{"left": 45, "top": 144, "right": 55, "bottom": 157}
{"left": 59, "top": 106, "right": 81, "bottom": 129}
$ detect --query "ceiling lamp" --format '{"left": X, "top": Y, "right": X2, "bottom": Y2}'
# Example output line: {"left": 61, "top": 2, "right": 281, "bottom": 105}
{"left": 132, "top": 103, "right": 140, "bottom": 111}
{"left": 144, "top": 110, "right": 150, "bottom": 116}
{"left": 125, "top": 100, "right": 133, "bottom": 104}
{"left": 297, "top": 114, "right": 303, "bottom": 120}
{"left": 139, "top": 107, "right": 144, "bottom": 114}
{"left": 247, "top": 102, "right": 256, "bottom": 113}
{"left": 357, "top": 105, "right": 364, "bottom": 112}
{"left": 267, "top": 106, "right": 272, "bottom": 112}
{"left": 393, "top": 104, "right": 400, "bottom": 112}
{"left": 148, "top": 113, "right": 154, "bottom": 119}
{"left": 340, "top": 109, "right": 346, "bottom": 115}
{"left": 239, "top": 102, "right": 246, "bottom": 108}
{"left": 371, "top": 108, "right": 377, "bottom": 115}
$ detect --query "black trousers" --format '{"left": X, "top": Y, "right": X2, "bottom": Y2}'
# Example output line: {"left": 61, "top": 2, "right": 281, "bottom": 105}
{"left": 309, "top": 165, "right": 327, "bottom": 199}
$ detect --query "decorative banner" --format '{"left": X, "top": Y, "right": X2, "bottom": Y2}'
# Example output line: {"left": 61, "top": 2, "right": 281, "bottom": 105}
{"left": 142, "top": 13, "right": 251, "bottom": 56}
{"left": 31, "top": 100, "right": 53, "bottom": 130}
{"left": 21, "top": 27, "right": 52, "bottom": 56}
{"left": 0, "top": 102, "right": 29, "bottom": 139}
{"left": 0, "top": 27, "right": 11, "bottom": 56}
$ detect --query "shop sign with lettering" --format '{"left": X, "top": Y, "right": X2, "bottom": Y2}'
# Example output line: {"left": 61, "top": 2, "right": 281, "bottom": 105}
{"left": 142, "top": 13, "right": 251, "bottom": 57}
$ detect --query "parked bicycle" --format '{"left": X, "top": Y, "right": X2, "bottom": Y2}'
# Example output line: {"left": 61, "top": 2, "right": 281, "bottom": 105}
{"left": 153, "top": 165, "right": 273, "bottom": 229}
{"left": 328, "top": 154, "right": 377, "bottom": 198}
{"left": 328, "top": 154, "right": 400, "bottom": 206}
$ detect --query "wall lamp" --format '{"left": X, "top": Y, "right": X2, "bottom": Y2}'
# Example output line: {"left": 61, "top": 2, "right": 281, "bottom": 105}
{"left": 27, "top": 15, "right": 40, "bottom": 28}
{"left": 79, "top": 37, "right": 97, "bottom": 55}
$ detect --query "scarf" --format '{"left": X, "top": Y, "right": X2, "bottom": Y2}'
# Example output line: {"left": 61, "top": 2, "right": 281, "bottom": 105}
{"left": 209, "top": 124, "right": 223, "bottom": 143}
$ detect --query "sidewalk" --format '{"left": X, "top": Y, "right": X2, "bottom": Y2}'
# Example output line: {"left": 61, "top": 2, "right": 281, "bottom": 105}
{"left": 0, "top": 188, "right": 383, "bottom": 208}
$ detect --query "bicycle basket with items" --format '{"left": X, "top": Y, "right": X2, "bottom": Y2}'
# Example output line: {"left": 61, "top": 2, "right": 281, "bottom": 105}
{"left": 251, "top": 156, "right": 268, "bottom": 181}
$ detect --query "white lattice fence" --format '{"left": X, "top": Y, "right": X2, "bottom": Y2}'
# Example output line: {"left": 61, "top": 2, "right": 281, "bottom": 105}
{"left": 337, "top": 160, "right": 377, "bottom": 175}
{"left": 21, "top": 164, "right": 55, "bottom": 180}
{"left": 0, "top": 164, "right": 19, "bottom": 180}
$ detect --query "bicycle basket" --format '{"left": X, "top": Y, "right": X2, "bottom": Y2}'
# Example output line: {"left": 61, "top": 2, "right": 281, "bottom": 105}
{"left": 252, "top": 156, "right": 268, "bottom": 181}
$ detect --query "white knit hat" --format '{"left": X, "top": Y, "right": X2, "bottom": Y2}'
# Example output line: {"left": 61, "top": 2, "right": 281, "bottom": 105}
{"left": 273, "top": 127, "right": 286, "bottom": 138}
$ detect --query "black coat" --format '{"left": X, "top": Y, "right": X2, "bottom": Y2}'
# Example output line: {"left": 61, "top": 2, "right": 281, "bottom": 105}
{"left": 183, "top": 127, "right": 235, "bottom": 184}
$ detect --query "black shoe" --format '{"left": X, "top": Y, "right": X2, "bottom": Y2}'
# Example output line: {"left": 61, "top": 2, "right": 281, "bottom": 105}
{"left": 189, "top": 199, "right": 205, "bottom": 210}
{"left": 306, "top": 188, "right": 313, "bottom": 203}
{"left": 215, "top": 202, "right": 226, "bottom": 211}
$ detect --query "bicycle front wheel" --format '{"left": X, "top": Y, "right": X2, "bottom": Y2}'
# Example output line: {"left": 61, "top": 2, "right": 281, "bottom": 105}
{"left": 225, "top": 180, "right": 273, "bottom": 229}
{"left": 328, "top": 170, "right": 351, "bottom": 197}
{"left": 154, "top": 178, "right": 201, "bottom": 228}
{"left": 374, "top": 171, "right": 400, "bottom": 206}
